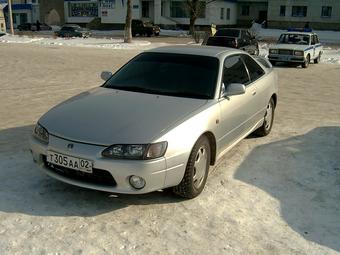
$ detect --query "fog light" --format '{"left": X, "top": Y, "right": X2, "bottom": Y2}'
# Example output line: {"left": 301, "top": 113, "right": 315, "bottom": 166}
{"left": 129, "top": 175, "right": 146, "bottom": 189}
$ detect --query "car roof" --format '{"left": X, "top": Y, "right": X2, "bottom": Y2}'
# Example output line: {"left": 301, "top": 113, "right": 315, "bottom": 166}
{"left": 147, "top": 45, "right": 244, "bottom": 58}
{"left": 218, "top": 28, "right": 248, "bottom": 31}
{"left": 281, "top": 32, "right": 314, "bottom": 36}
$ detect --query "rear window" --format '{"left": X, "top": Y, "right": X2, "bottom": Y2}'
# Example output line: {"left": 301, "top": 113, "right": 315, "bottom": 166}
{"left": 215, "top": 29, "right": 240, "bottom": 37}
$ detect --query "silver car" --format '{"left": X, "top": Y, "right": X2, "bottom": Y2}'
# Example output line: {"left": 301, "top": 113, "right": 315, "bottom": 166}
{"left": 30, "top": 46, "right": 278, "bottom": 198}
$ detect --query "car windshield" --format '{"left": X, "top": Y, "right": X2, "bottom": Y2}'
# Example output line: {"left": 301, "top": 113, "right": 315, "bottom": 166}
{"left": 215, "top": 29, "right": 240, "bottom": 37}
{"left": 278, "top": 34, "right": 310, "bottom": 45}
{"left": 104, "top": 52, "right": 219, "bottom": 99}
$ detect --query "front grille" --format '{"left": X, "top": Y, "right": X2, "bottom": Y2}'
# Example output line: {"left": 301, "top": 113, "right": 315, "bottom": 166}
{"left": 279, "top": 49, "right": 293, "bottom": 55}
{"left": 43, "top": 156, "right": 116, "bottom": 187}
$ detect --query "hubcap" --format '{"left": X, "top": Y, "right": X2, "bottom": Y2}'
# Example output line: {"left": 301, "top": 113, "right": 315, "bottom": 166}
{"left": 264, "top": 102, "right": 273, "bottom": 130}
{"left": 193, "top": 146, "right": 208, "bottom": 189}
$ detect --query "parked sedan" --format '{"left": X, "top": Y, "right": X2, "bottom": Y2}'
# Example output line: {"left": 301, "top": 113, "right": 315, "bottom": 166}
{"left": 17, "top": 22, "right": 52, "bottom": 31}
{"left": 268, "top": 31, "right": 323, "bottom": 68}
{"left": 30, "top": 46, "right": 278, "bottom": 198}
{"left": 55, "top": 24, "right": 91, "bottom": 38}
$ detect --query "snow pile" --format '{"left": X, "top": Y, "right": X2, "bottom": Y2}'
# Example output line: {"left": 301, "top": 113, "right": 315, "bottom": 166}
{"left": 321, "top": 48, "right": 340, "bottom": 64}
{"left": 160, "top": 29, "right": 189, "bottom": 37}
{"left": 0, "top": 34, "right": 43, "bottom": 44}
{"left": 0, "top": 34, "right": 168, "bottom": 50}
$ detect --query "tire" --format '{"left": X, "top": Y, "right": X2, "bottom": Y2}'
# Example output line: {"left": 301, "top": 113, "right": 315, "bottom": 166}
{"left": 254, "top": 98, "right": 275, "bottom": 137}
{"left": 302, "top": 54, "right": 310, "bottom": 68}
{"left": 155, "top": 32, "right": 160, "bottom": 36}
{"left": 314, "top": 53, "right": 321, "bottom": 64}
{"left": 254, "top": 44, "right": 259, "bottom": 56}
{"left": 173, "top": 136, "right": 211, "bottom": 199}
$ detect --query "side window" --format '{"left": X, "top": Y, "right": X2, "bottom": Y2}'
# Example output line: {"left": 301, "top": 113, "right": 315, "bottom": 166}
{"left": 223, "top": 55, "right": 250, "bottom": 87}
{"left": 311, "top": 35, "right": 316, "bottom": 45}
{"left": 315, "top": 35, "right": 319, "bottom": 44}
{"left": 241, "top": 55, "right": 265, "bottom": 82}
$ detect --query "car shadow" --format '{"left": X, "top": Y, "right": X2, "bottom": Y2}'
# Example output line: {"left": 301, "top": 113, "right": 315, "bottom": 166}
{"left": 234, "top": 126, "right": 340, "bottom": 252}
{"left": 0, "top": 125, "right": 182, "bottom": 217}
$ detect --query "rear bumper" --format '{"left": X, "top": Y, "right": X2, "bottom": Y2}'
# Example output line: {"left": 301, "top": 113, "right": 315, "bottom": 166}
{"left": 29, "top": 135, "right": 186, "bottom": 194}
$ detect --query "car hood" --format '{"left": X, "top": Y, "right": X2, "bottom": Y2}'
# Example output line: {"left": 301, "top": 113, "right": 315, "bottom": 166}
{"left": 270, "top": 44, "right": 308, "bottom": 51}
{"left": 39, "top": 87, "right": 208, "bottom": 146}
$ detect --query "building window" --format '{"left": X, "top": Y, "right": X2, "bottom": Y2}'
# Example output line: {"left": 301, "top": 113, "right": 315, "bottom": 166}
{"left": 170, "top": 1, "right": 205, "bottom": 18}
{"left": 241, "top": 5, "right": 249, "bottom": 16}
{"left": 142, "top": 1, "right": 150, "bottom": 18}
{"left": 227, "top": 8, "right": 230, "bottom": 20}
{"left": 292, "top": 6, "right": 307, "bottom": 17}
{"left": 321, "top": 6, "right": 332, "bottom": 17}
{"left": 280, "top": 5, "right": 285, "bottom": 16}
{"left": 220, "top": 8, "right": 224, "bottom": 20}
{"left": 99, "top": 0, "right": 116, "bottom": 9}
{"left": 69, "top": 3, "right": 98, "bottom": 17}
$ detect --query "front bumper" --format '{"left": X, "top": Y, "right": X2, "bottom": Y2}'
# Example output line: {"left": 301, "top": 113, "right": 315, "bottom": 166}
{"left": 268, "top": 54, "right": 305, "bottom": 63}
{"left": 30, "top": 135, "right": 186, "bottom": 194}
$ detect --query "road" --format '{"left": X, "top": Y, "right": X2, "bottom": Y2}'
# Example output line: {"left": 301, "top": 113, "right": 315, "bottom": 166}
{"left": 0, "top": 44, "right": 339, "bottom": 255}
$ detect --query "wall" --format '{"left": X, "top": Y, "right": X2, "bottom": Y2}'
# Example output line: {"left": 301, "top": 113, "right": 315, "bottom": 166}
{"left": 39, "top": 0, "right": 64, "bottom": 25}
{"left": 100, "top": 0, "right": 143, "bottom": 24}
{"left": 267, "top": 0, "right": 340, "bottom": 30}
{"left": 237, "top": 1, "right": 268, "bottom": 27}
{"left": 64, "top": 0, "right": 98, "bottom": 24}
{"left": 0, "top": 8, "right": 6, "bottom": 32}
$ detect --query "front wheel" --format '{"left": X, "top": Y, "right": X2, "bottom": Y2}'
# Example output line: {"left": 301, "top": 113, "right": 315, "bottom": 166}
{"left": 173, "top": 136, "right": 211, "bottom": 199}
{"left": 302, "top": 55, "right": 310, "bottom": 68}
{"left": 254, "top": 98, "right": 275, "bottom": 137}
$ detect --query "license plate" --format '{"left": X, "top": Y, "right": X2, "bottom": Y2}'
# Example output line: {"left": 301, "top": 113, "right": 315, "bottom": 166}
{"left": 47, "top": 151, "right": 93, "bottom": 173}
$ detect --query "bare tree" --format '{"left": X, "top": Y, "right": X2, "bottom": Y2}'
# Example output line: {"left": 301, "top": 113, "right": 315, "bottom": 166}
{"left": 186, "top": 0, "right": 204, "bottom": 35}
{"left": 124, "top": 0, "right": 132, "bottom": 43}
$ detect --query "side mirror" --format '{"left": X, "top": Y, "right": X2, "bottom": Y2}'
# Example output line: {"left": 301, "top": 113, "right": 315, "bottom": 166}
{"left": 101, "top": 71, "right": 112, "bottom": 81}
{"left": 223, "top": 83, "right": 246, "bottom": 97}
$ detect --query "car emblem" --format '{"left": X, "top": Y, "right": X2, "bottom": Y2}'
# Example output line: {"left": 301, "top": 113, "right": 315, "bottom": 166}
{"left": 67, "top": 143, "right": 74, "bottom": 150}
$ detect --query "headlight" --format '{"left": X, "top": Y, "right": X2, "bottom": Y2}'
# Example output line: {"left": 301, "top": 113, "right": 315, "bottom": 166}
{"left": 33, "top": 123, "right": 49, "bottom": 144}
{"left": 294, "top": 51, "right": 303, "bottom": 56}
{"left": 269, "top": 49, "right": 278, "bottom": 54}
{"left": 102, "top": 142, "right": 167, "bottom": 160}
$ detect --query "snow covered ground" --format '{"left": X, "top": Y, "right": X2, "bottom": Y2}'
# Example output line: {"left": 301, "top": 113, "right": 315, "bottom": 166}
{"left": 0, "top": 44, "right": 339, "bottom": 255}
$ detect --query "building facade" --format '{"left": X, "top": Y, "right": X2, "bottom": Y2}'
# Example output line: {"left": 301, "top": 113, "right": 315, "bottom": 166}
{"left": 98, "top": 0, "right": 237, "bottom": 27}
{"left": 39, "top": 0, "right": 65, "bottom": 25}
{"left": 3, "top": 0, "right": 40, "bottom": 28}
{"left": 267, "top": 0, "right": 340, "bottom": 30}
{"left": 237, "top": 0, "right": 268, "bottom": 27}
{"left": 0, "top": 2, "right": 6, "bottom": 32}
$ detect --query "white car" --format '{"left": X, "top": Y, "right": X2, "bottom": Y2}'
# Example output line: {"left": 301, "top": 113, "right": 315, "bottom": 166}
{"left": 30, "top": 46, "right": 278, "bottom": 198}
{"left": 268, "top": 31, "right": 323, "bottom": 68}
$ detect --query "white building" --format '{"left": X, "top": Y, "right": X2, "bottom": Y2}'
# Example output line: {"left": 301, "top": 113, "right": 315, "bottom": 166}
{"left": 63, "top": 0, "right": 237, "bottom": 27}
{"left": 3, "top": 0, "right": 40, "bottom": 28}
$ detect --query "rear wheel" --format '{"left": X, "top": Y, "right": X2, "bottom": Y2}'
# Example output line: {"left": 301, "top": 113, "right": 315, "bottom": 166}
{"left": 173, "top": 136, "right": 211, "bottom": 199}
{"left": 254, "top": 98, "right": 275, "bottom": 137}
{"left": 314, "top": 53, "right": 321, "bottom": 64}
{"left": 302, "top": 55, "right": 310, "bottom": 68}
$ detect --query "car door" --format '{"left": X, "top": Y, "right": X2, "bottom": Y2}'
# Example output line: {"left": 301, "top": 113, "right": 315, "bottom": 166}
{"left": 241, "top": 54, "right": 267, "bottom": 127}
{"left": 314, "top": 35, "right": 322, "bottom": 57}
{"left": 216, "top": 54, "right": 258, "bottom": 154}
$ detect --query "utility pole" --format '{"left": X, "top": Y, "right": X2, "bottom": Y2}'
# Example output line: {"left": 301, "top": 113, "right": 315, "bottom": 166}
{"left": 8, "top": 0, "right": 14, "bottom": 35}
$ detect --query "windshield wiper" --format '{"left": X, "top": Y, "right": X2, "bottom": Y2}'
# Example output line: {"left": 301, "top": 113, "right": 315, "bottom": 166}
{"left": 106, "top": 86, "right": 161, "bottom": 94}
